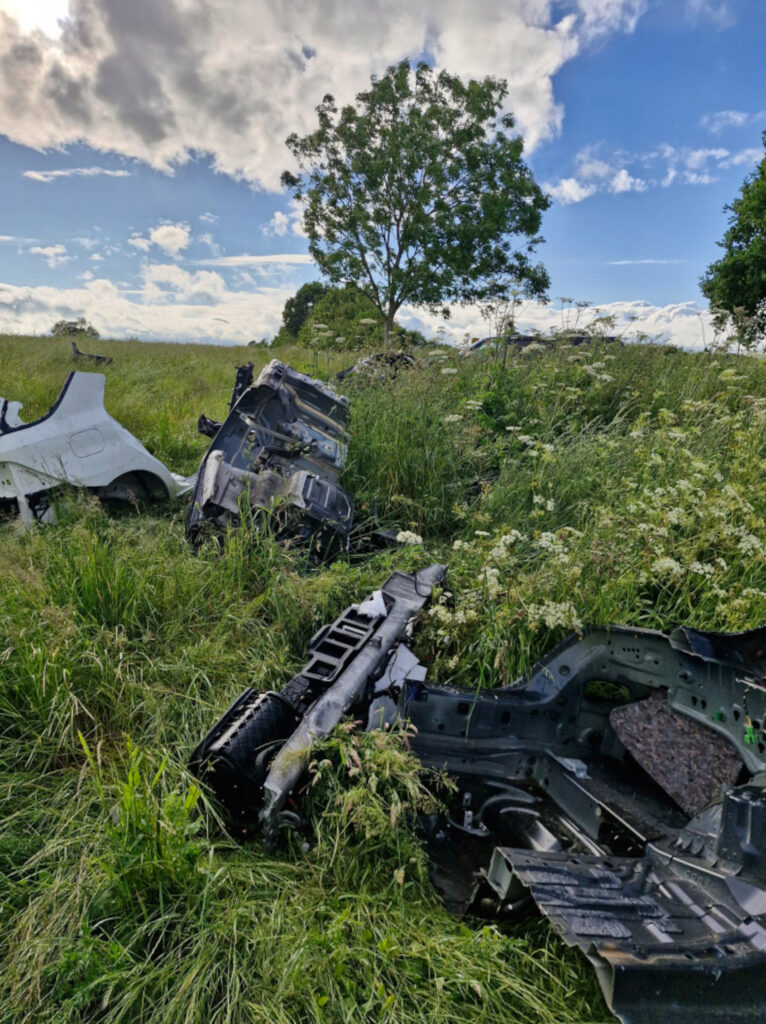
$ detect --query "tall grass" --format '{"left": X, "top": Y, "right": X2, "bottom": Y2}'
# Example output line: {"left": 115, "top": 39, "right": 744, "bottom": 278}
{"left": 3, "top": 332, "right": 766, "bottom": 1022}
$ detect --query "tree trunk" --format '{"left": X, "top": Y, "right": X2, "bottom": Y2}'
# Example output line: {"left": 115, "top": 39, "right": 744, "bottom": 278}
{"left": 384, "top": 313, "right": 395, "bottom": 352}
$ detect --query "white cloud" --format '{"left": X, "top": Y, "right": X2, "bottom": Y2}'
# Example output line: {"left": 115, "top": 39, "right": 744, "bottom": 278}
{"left": 544, "top": 176, "right": 598, "bottom": 204}
{"left": 263, "top": 198, "right": 307, "bottom": 237}
{"left": 89, "top": 252, "right": 103, "bottom": 261}
{"left": 149, "top": 222, "right": 191, "bottom": 256}
{"left": 198, "top": 232, "right": 221, "bottom": 256}
{"left": 0, "top": 274, "right": 295, "bottom": 344}
{"left": 405, "top": 298, "right": 718, "bottom": 350}
{"left": 22, "top": 166, "right": 131, "bottom": 184}
{"left": 576, "top": 0, "right": 647, "bottom": 40}
{"left": 73, "top": 235, "right": 99, "bottom": 250}
{"left": 700, "top": 109, "right": 749, "bottom": 133}
{"left": 685, "top": 147, "right": 729, "bottom": 170}
{"left": 0, "top": 0, "right": 649, "bottom": 189}
{"left": 79, "top": 269, "right": 94, "bottom": 281}
{"left": 684, "top": 171, "right": 717, "bottom": 186}
{"left": 199, "top": 211, "right": 218, "bottom": 224}
{"left": 607, "top": 259, "right": 686, "bottom": 265}
{"left": 28, "top": 243, "right": 70, "bottom": 267}
{"left": 719, "top": 147, "right": 763, "bottom": 168}
{"left": 195, "top": 253, "right": 314, "bottom": 267}
{"left": 685, "top": 0, "right": 735, "bottom": 28}
{"left": 610, "top": 168, "right": 646, "bottom": 193}
{"left": 142, "top": 263, "right": 227, "bottom": 302}
{"left": 127, "top": 221, "right": 191, "bottom": 256}
{"left": 127, "top": 234, "right": 151, "bottom": 252}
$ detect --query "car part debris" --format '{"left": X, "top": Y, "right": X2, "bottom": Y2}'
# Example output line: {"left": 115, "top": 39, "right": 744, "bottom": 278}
{"left": 0, "top": 372, "right": 191, "bottom": 523}
{"left": 187, "top": 360, "right": 353, "bottom": 557}
{"left": 336, "top": 351, "right": 416, "bottom": 381}
{"left": 197, "top": 363, "right": 255, "bottom": 439}
{"left": 192, "top": 571, "right": 766, "bottom": 1024}
{"left": 190, "top": 563, "right": 445, "bottom": 837}
{"left": 70, "top": 340, "right": 113, "bottom": 366}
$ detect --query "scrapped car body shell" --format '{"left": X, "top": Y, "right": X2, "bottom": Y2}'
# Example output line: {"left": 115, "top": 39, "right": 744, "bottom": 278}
{"left": 192, "top": 569, "right": 766, "bottom": 1023}
{"left": 0, "top": 372, "right": 190, "bottom": 521}
{"left": 186, "top": 360, "right": 353, "bottom": 556}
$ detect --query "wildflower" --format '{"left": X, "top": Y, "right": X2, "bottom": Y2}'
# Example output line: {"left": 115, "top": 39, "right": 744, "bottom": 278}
{"left": 474, "top": 530, "right": 490, "bottom": 537}
{"left": 478, "top": 566, "right": 503, "bottom": 598}
{"left": 396, "top": 530, "right": 423, "bottom": 545}
{"left": 597, "top": 373, "right": 615, "bottom": 383}
{"left": 465, "top": 400, "right": 483, "bottom": 410}
{"left": 738, "top": 533, "right": 764, "bottom": 557}
{"left": 650, "top": 557, "right": 684, "bottom": 578}
{"left": 359, "top": 317, "right": 377, "bottom": 325}
{"left": 441, "top": 367, "right": 458, "bottom": 375}
{"left": 452, "top": 539, "right": 472, "bottom": 551}
{"left": 443, "top": 414, "right": 463, "bottom": 423}
{"left": 527, "top": 599, "right": 582, "bottom": 631}
{"left": 690, "top": 561, "right": 716, "bottom": 576}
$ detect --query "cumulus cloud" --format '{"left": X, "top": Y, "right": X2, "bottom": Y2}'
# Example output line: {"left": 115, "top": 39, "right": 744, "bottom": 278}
{"left": 610, "top": 168, "right": 646, "bottom": 193}
{"left": 199, "top": 211, "right": 218, "bottom": 224}
{"left": 406, "top": 298, "right": 717, "bottom": 350}
{"left": 0, "top": 270, "right": 720, "bottom": 350}
{"left": 127, "top": 221, "right": 191, "bottom": 256}
{"left": 544, "top": 176, "right": 598, "bottom": 204}
{"left": 0, "top": 0, "right": 650, "bottom": 189}
{"left": 263, "top": 198, "right": 307, "bottom": 237}
{"left": 22, "top": 166, "right": 131, "bottom": 183}
{"left": 0, "top": 273, "right": 294, "bottom": 343}
{"left": 149, "top": 222, "right": 191, "bottom": 255}
{"left": 28, "top": 243, "right": 70, "bottom": 267}
{"left": 545, "top": 140, "right": 762, "bottom": 203}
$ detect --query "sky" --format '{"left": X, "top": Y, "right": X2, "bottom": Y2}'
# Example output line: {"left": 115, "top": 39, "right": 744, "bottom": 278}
{"left": 0, "top": 0, "right": 764, "bottom": 347}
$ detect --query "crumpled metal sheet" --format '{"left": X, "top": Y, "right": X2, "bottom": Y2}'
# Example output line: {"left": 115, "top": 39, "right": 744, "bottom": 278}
{"left": 610, "top": 692, "right": 743, "bottom": 816}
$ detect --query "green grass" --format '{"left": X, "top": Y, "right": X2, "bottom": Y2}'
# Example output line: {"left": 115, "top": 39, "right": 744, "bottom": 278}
{"left": 3, "top": 331, "right": 766, "bottom": 1022}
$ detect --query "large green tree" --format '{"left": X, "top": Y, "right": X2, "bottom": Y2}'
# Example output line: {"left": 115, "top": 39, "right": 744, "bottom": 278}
{"left": 281, "top": 281, "right": 329, "bottom": 336}
{"left": 281, "top": 61, "right": 550, "bottom": 345}
{"left": 700, "top": 132, "right": 766, "bottom": 347}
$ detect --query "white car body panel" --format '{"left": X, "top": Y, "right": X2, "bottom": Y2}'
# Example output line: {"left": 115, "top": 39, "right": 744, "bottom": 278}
{"left": 0, "top": 372, "right": 192, "bottom": 520}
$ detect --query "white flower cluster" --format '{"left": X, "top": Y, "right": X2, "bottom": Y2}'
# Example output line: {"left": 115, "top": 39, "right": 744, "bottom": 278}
{"left": 489, "top": 530, "right": 523, "bottom": 563}
{"left": 650, "top": 556, "right": 684, "bottom": 578}
{"left": 526, "top": 599, "right": 582, "bottom": 631}
{"left": 443, "top": 414, "right": 463, "bottom": 424}
{"left": 396, "top": 530, "right": 423, "bottom": 545}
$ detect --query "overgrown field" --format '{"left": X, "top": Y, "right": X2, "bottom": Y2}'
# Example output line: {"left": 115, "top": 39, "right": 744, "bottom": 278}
{"left": 3, "top": 332, "right": 766, "bottom": 1023}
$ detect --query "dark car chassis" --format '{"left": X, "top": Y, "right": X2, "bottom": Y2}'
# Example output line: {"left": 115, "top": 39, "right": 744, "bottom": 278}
{"left": 191, "top": 566, "right": 766, "bottom": 1023}
{"left": 187, "top": 360, "right": 353, "bottom": 557}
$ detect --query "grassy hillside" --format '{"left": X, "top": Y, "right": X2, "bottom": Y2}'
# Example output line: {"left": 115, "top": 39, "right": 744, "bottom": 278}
{"left": 2, "top": 332, "right": 766, "bottom": 1023}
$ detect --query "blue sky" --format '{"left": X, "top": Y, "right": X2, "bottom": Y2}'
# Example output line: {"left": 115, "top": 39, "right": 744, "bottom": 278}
{"left": 0, "top": 0, "right": 764, "bottom": 346}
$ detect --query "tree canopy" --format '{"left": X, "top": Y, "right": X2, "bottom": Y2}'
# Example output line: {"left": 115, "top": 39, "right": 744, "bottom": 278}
{"left": 50, "top": 317, "right": 99, "bottom": 339}
{"left": 281, "top": 281, "right": 329, "bottom": 337}
{"left": 281, "top": 61, "right": 550, "bottom": 344}
{"left": 700, "top": 132, "right": 766, "bottom": 347}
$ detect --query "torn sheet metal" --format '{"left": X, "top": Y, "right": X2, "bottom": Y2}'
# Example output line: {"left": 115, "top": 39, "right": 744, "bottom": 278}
{"left": 191, "top": 574, "right": 766, "bottom": 1023}
{"left": 187, "top": 360, "right": 353, "bottom": 557}
{"left": 0, "top": 372, "right": 191, "bottom": 522}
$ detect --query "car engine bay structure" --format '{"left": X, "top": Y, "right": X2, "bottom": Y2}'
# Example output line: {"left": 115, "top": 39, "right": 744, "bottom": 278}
{"left": 0, "top": 372, "right": 191, "bottom": 522}
{"left": 187, "top": 360, "right": 353, "bottom": 558}
{"left": 192, "top": 566, "right": 766, "bottom": 1024}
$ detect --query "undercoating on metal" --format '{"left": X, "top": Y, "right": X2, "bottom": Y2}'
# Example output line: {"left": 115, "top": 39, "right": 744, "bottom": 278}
{"left": 187, "top": 360, "right": 353, "bottom": 557}
{"left": 191, "top": 569, "right": 766, "bottom": 1023}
